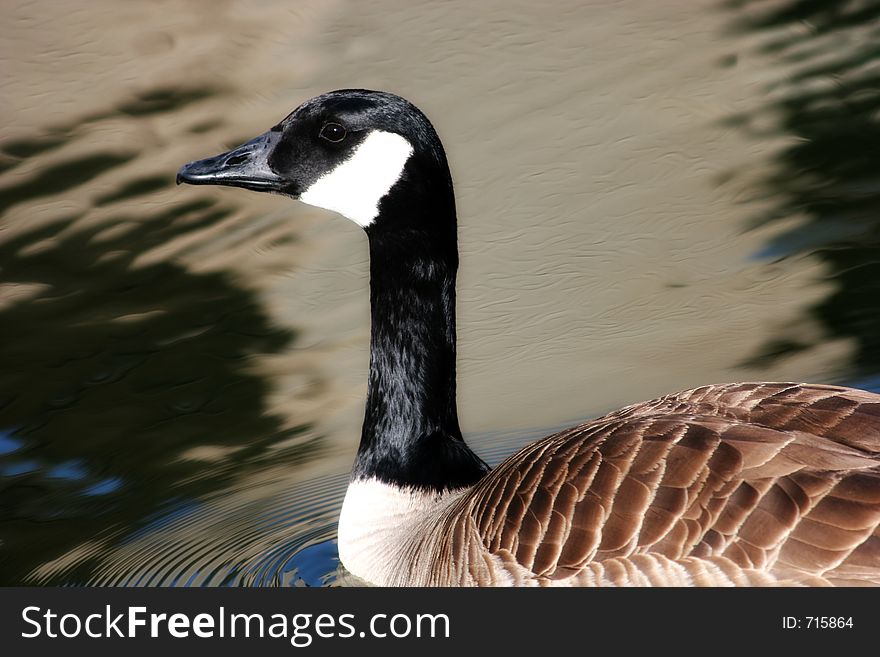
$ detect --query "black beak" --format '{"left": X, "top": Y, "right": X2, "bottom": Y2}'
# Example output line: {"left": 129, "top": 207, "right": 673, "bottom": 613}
{"left": 177, "top": 130, "right": 285, "bottom": 192}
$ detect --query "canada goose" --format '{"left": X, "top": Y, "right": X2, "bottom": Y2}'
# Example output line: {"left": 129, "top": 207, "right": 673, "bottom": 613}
{"left": 178, "top": 89, "right": 880, "bottom": 586}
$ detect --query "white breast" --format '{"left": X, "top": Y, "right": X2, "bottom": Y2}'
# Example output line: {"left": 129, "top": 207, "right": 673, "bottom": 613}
{"left": 337, "top": 478, "right": 464, "bottom": 585}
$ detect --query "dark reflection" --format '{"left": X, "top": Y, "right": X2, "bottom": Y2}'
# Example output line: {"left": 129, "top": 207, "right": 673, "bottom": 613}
{"left": 94, "top": 174, "right": 170, "bottom": 206}
{"left": 2, "top": 134, "right": 68, "bottom": 159}
{"left": 0, "top": 154, "right": 319, "bottom": 583}
{"left": 725, "top": 0, "right": 880, "bottom": 384}
{"left": 0, "top": 84, "right": 221, "bottom": 178}
{"left": 0, "top": 203, "right": 319, "bottom": 583}
{"left": 0, "top": 158, "right": 17, "bottom": 176}
{"left": 0, "top": 152, "right": 136, "bottom": 215}
{"left": 115, "top": 86, "right": 218, "bottom": 118}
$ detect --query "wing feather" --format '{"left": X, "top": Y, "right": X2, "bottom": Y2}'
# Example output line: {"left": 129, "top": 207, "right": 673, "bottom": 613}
{"left": 466, "top": 383, "right": 880, "bottom": 584}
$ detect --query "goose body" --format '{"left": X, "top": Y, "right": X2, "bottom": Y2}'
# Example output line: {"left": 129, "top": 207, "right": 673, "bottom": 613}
{"left": 178, "top": 90, "right": 880, "bottom": 586}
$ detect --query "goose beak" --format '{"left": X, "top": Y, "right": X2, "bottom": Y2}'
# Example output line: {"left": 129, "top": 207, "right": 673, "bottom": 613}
{"left": 177, "top": 130, "right": 285, "bottom": 192}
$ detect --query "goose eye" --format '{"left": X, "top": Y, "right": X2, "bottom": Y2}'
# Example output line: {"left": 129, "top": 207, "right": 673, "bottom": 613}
{"left": 319, "top": 122, "right": 347, "bottom": 143}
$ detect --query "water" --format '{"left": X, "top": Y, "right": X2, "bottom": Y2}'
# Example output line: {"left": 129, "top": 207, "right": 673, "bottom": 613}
{"left": 1, "top": 0, "right": 879, "bottom": 585}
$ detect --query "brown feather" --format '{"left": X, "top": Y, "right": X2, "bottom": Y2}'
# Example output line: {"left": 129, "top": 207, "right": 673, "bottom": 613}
{"left": 464, "top": 382, "right": 880, "bottom": 586}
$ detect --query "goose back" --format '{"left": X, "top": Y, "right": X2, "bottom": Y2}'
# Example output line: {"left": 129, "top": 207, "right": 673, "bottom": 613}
{"left": 416, "top": 382, "right": 880, "bottom": 586}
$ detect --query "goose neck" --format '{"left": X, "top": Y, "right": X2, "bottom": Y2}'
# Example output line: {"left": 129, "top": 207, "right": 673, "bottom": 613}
{"left": 351, "top": 226, "right": 487, "bottom": 490}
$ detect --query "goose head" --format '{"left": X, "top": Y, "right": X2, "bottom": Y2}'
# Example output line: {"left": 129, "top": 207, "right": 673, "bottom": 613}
{"left": 177, "top": 89, "right": 456, "bottom": 237}
{"left": 179, "top": 89, "right": 483, "bottom": 493}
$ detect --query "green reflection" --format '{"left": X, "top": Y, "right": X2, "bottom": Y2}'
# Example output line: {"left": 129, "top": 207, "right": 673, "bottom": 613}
{"left": 726, "top": 0, "right": 880, "bottom": 380}
{"left": 0, "top": 201, "right": 318, "bottom": 583}
{"left": 0, "top": 80, "right": 320, "bottom": 582}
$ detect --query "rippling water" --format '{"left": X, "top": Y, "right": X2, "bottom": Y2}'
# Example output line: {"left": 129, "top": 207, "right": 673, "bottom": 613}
{"left": 2, "top": 0, "right": 879, "bottom": 586}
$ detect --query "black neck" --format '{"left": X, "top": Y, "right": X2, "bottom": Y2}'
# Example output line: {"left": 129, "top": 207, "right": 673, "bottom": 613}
{"left": 351, "top": 181, "right": 488, "bottom": 492}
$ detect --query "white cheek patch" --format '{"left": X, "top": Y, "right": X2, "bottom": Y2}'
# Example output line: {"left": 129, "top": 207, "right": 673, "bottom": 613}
{"left": 300, "top": 130, "right": 414, "bottom": 227}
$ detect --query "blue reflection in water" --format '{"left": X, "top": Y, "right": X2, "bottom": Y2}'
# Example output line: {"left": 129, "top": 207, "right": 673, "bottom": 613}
{"left": 0, "top": 430, "right": 23, "bottom": 455}
{"left": 848, "top": 376, "right": 880, "bottom": 395}
{"left": 46, "top": 459, "right": 88, "bottom": 480}
{"left": 280, "top": 540, "right": 340, "bottom": 588}
{"left": 83, "top": 477, "right": 124, "bottom": 496}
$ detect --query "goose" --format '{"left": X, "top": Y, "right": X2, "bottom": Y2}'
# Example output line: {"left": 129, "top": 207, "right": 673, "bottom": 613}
{"left": 178, "top": 89, "right": 880, "bottom": 587}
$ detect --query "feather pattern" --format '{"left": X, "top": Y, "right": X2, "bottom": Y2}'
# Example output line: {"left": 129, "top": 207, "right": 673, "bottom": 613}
{"left": 398, "top": 382, "right": 880, "bottom": 586}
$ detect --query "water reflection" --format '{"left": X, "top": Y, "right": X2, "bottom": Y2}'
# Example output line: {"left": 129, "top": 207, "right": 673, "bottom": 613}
{"left": 87, "top": 473, "right": 349, "bottom": 587}
{"left": 0, "top": 89, "right": 322, "bottom": 584}
{"left": 82, "top": 425, "right": 540, "bottom": 587}
{"left": 725, "top": 0, "right": 880, "bottom": 387}
{"left": 4, "top": 0, "right": 880, "bottom": 588}
{"left": 0, "top": 153, "right": 136, "bottom": 215}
